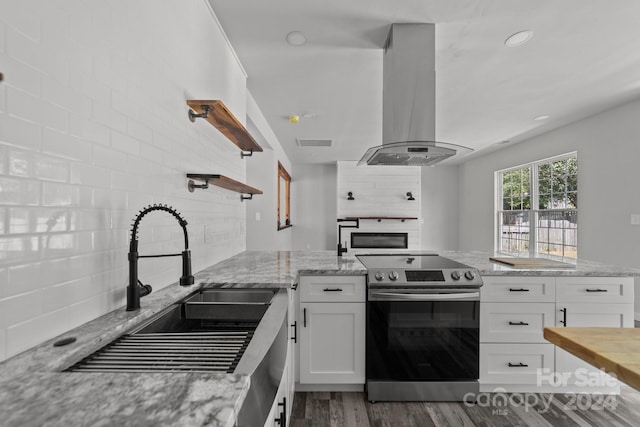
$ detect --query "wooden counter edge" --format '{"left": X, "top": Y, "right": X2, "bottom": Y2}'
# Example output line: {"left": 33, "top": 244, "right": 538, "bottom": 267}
{"left": 544, "top": 327, "right": 640, "bottom": 392}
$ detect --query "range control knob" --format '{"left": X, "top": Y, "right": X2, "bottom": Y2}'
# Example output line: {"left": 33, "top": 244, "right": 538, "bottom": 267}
{"left": 388, "top": 271, "right": 399, "bottom": 281}
{"left": 451, "top": 271, "right": 461, "bottom": 281}
{"left": 374, "top": 272, "right": 385, "bottom": 281}
{"left": 464, "top": 270, "right": 476, "bottom": 281}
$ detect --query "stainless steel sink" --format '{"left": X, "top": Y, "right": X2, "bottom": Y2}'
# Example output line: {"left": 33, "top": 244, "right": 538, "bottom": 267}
{"left": 66, "top": 288, "right": 279, "bottom": 373}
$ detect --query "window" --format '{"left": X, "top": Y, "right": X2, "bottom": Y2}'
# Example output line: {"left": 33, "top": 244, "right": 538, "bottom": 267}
{"left": 496, "top": 153, "right": 577, "bottom": 259}
{"left": 277, "top": 162, "right": 292, "bottom": 230}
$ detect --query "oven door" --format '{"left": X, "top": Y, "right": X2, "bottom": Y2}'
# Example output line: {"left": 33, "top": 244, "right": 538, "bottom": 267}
{"left": 367, "top": 289, "right": 479, "bottom": 382}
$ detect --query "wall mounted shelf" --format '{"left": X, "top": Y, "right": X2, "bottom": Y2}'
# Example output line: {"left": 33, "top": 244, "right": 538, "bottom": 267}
{"left": 187, "top": 174, "right": 263, "bottom": 202}
{"left": 341, "top": 216, "right": 418, "bottom": 223}
{"left": 186, "top": 100, "right": 263, "bottom": 158}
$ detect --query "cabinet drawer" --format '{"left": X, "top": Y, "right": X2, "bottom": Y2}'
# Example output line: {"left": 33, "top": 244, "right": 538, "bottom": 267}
{"left": 556, "top": 277, "right": 634, "bottom": 303}
{"left": 480, "top": 343, "right": 554, "bottom": 384}
{"left": 480, "top": 303, "right": 555, "bottom": 343}
{"left": 299, "top": 275, "right": 366, "bottom": 302}
{"left": 481, "top": 276, "right": 555, "bottom": 302}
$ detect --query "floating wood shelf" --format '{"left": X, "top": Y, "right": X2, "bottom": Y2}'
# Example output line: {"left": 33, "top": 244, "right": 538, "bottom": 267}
{"left": 187, "top": 100, "right": 263, "bottom": 157}
{"left": 342, "top": 216, "right": 418, "bottom": 222}
{"left": 187, "top": 174, "right": 262, "bottom": 201}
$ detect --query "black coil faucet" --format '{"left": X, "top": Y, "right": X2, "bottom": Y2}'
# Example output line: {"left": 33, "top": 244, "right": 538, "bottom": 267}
{"left": 127, "top": 204, "right": 194, "bottom": 311}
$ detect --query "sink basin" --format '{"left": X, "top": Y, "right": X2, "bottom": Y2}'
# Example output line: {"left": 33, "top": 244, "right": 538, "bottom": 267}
{"left": 66, "top": 288, "right": 279, "bottom": 373}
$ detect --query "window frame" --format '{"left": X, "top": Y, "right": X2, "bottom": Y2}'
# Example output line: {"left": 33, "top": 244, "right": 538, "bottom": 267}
{"left": 277, "top": 162, "right": 292, "bottom": 230}
{"left": 495, "top": 152, "right": 577, "bottom": 260}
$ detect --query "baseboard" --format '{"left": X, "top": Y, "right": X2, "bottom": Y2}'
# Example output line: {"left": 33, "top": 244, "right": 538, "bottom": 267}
{"left": 295, "top": 383, "right": 364, "bottom": 392}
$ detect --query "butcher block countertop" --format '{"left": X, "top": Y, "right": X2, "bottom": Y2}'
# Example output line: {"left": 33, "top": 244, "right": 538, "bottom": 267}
{"left": 544, "top": 327, "right": 640, "bottom": 392}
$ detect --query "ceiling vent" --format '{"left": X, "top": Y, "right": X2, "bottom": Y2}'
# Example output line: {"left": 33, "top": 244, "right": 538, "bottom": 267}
{"left": 296, "top": 138, "right": 333, "bottom": 147}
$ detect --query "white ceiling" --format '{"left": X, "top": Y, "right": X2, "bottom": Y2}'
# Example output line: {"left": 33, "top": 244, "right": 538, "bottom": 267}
{"left": 209, "top": 0, "right": 640, "bottom": 165}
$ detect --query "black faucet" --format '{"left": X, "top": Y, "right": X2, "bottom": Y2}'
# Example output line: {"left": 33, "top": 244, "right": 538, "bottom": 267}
{"left": 337, "top": 218, "right": 359, "bottom": 257}
{"left": 127, "top": 204, "right": 194, "bottom": 311}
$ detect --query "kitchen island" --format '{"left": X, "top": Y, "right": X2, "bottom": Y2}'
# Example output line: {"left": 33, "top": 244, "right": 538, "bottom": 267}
{"left": 0, "top": 250, "right": 637, "bottom": 426}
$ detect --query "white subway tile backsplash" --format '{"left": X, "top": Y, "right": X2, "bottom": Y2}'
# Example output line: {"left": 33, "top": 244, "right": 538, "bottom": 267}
{"left": 35, "top": 154, "right": 69, "bottom": 182}
{"left": 6, "top": 308, "right": 70, "bottom": 359}
{"left": 2, "top": 56, "right": 41, "bottom": 97}
{"left": 0, "top": 290, "right": 44, "bottom": 329}
{"left": 6, "top": 25, "right": 41, "bottom": 69}
{"left": 0, "top": 116, "right": 42, "bottom": 150}
{"left": 42, "top": 182, "right": 80, "bottom": 206}
{"left": 70, "top": 162, "right": 110, "bottom": 188}
{"left": 8, "top": 149, "right": 34, "bottom": 177}
{"left": 69, "top": 114, "right": 110, "bottom": 146}
{"left": 0, "top": 177, "right": 40, "bottom": 205}
{"left": 42, "top": 102, "right": 69, "bottom": 133}
{"left": 111, "top": 130, "right": 140, "bottom": 157}
{"left": 92, "top": 101, "right": 127, "bottom": 133}
{"left": 42, "top": 127, "right": 92, "bottom": 162}
{"left": 6, "top": 85, "right": 41, "bottom": 124}
{"left": 0, "top": 0, "right": 251, "bottom": 363}
{"left": 3, "top": 3, "right": 41, "bottom": 42}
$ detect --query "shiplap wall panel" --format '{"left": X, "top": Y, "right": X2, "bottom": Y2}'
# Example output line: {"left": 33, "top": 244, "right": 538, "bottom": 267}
{"left": 337, "top": 161, "right": 421, "bottom": 251}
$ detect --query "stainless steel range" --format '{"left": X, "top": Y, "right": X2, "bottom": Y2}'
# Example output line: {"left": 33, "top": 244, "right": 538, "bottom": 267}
{"left": 356, "top": 253, "right": 482, "bottom": 402}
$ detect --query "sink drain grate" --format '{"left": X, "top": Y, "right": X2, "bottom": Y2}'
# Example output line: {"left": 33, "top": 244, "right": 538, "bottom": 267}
{"left": 66, "top": 330, "right": 254, "bottom": 373}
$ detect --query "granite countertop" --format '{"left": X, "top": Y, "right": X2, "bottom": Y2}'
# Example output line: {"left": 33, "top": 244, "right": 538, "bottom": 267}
{"left": 1, "top": 250, "right": 637, "bottom": 426}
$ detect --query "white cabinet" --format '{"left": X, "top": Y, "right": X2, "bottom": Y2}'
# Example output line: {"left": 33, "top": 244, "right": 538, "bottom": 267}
{"left": 297, "top": 275, "right": 366, "bottom": 386}
{"left": 480, "top": 276, "right": 556, "bottom": 390}
{"left": 554, "top": 277, "right": 634, "bottom": 392}
{"left": 480, "top": 275, "right": 634, "bottom": 393}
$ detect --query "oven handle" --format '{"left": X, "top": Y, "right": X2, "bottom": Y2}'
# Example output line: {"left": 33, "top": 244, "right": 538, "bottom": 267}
{"left": 369, "top": 291, "right": 480, "bottom": 301}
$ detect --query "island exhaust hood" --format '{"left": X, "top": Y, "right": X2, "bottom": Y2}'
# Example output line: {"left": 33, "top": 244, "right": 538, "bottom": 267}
{"left": 358, "top": 23, "right": 472, "bottom": 166}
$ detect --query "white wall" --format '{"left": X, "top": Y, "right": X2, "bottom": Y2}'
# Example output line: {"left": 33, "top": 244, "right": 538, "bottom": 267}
{"left": 245, "top": 93, "right": 293, "bottom": 251}
{"left": 459, "top": 99, "right": 640, "bottom": 316}
{"left": 420, "top": 166, "right": 459, "bottom": 250}
{"left": 0, "top": 0, "right": 256, "bottom": 361}
{"left": 292, "top": 163, "right": 337, "bottom": 251}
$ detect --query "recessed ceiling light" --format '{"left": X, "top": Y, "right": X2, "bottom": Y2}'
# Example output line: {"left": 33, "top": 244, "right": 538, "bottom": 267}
{"left": 505, "top": 30, "right": 534, "bottom": 47}
{"left": 286, "top": 31, "right": 307, "bottom": 46}
{"left": 534, "top": 115, "right": 550, "bottom": 121}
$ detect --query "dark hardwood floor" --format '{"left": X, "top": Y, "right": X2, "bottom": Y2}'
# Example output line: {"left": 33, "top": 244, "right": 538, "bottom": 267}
{"left": 291, "top": 385, "right": 640, "bottom": 426}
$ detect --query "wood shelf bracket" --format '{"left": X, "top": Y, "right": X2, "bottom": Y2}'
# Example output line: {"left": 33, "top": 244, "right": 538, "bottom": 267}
{"left": 186, "top": 174, "right": 262, "bottom": 202}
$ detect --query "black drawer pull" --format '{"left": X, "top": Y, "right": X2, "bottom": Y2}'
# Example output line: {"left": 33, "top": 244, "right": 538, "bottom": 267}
{"left": 323, "top": 287, "right": 343, "bottom": 292}
{"left": 291, "top": 321, "right": 297, "bottom": 343}
{"left": 585, "top": 288, "right": 608, "bottom": 293}
{"left": 275, "top": 397, "right": 287, "bottom": 425}
{"left": 509, "top": 288, "right": 530, "bottom": 292}
{"left": 560, "top": 308, "right": 567, "bottom": 326}
{"left": 508, "top": 362, "right": 529, "bottom": 368}
{"left": 509, "top": 321, "right": 529, "bottom": 326}
{"left": 303, "top": 308, "right": 307, "bottom": 327}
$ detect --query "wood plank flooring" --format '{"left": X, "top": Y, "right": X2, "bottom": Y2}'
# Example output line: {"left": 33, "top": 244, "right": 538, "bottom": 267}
{"left": 291, "top": 385, "right": 640, "bottom": 426}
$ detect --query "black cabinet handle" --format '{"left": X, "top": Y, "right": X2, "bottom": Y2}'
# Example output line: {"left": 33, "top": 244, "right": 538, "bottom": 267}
{"left": 303, "top": 308, "right": 307, "bottom": 328}
{"left": 323, "top": 287, "right": 343, "bottom": 292}
{"left": 275, "top": 397, "right": 287, "bottom": 426}
{"left": 509, "top": 288, "right": 530, "bottom": 292}
{"left": 586, "top": 288, "right": 608, "bottom": 293}
{"left": 508, "top": 362, "right": 529, "bottom": 367}
{"left": 560, "top": 308, "right": 567, "bottom": 326}
{"left": 508, "top": 321, "right": 529, "bottom": 326}
{"left": 291, "top": 321, "right": 297, "bottom": 343}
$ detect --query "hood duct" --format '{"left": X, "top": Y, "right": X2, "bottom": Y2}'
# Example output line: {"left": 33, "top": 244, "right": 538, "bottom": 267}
{"left": 358, "top": 23, "right": 472, "bottom": 166}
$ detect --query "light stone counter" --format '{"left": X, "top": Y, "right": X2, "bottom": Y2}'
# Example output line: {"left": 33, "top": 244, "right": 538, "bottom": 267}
{"left": 1, "top": 250, "right": 637, "bottom": 426}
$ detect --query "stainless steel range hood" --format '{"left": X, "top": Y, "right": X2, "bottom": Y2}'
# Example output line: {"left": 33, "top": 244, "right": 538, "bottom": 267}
{"left": 358, "top": 23, "right": 472, "bottom": 166}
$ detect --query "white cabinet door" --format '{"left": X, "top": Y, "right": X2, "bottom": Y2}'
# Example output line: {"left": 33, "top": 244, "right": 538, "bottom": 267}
{"left": 299, "top": 302, "right": 365, "bottom": 384}
{"left": 264, "top": 358, "right": 289, "bottom": 427}
{"left": 555, "top": 303, "right": 634, "bottom": 328}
